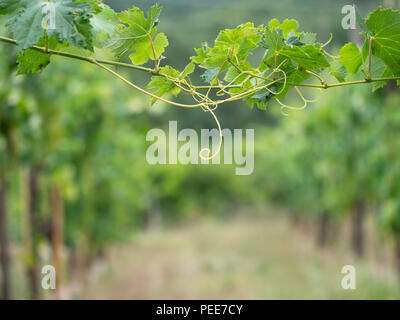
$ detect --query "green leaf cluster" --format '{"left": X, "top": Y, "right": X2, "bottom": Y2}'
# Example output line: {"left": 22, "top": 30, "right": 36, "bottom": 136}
{"left": 0, "top": 3, "right": 399, "bottom": 110}
{"left": 0, "top": 0, "right": 117, "bottom": 74}
{"left": 109, "top": 4, "right": 168, "bottom": 65}
{"left": 335, "top": 6, "right": 400, "bottom": 89}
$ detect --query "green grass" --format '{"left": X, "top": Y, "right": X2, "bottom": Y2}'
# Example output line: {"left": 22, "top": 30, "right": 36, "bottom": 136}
{"left": 82, "top": 210, "right": 400, "bottom": 299}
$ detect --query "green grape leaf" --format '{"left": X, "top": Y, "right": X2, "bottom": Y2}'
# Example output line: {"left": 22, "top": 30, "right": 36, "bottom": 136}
{"left": 129, "top": 32, "right": 168, "bottom": 65}
{"left": 268, "top": 19, "right": 281, "bottom": 29}
{"left": 91, "top": 5, "right": 116, "bottom": 37}
{"left": 228, "top": 23, "right": 263, "bottom": 59}
{"left": 0, "top": 0, "right": 32, "bottom": 14}
{"left": 280, "top": 45, "right": 329, "bottom": 70}
{"left": 245, "top": 98, "right": 267, "bottom": 111}
{"left": 192, "top": 23, "right": 262, "bottom": 69}
{"left": 359, "top": 55, "right": 392, "bottom": 91}
{"left": 329, "top": 60, "right": 347, "bottom": 82}
{"left": 180, "top": 62, "right": 195, "bottom": 79}
{"left": 247, "top": 89, "right": 274, "bottom": 110}
{"left": 16, "top": 37, "right": 58, "bottom": 75}
{"left": 339, "top": 43, "right": 362, "bottom": 74}
{"left": 17, "top": 48, "right": 51, "bottom": 75}
{"left": 299, "top": 32, "right": 316, "bottom": 45}
{"left": 191, "top": 43, "right": 208, "bottom": 65}
{"left": 285, "top": 31, "right": 304, "bottom": 47}
{"left": 224, "top": 62, "right": 254, "bottom": 84}
{"left": 1, "top": 0, "right": 94, "bottom": 51}
{"left": 366, "top": 7, "right": 400, "bottom": 75}
{"left": 110, "top": 5, "right": 167, "bottom": 65}
{"left": 364, "top": 55, "right": 387, "bottom": 80}
{"left": 262, "top": 28, "right": 284, "bottom": 50}
{"left": 354, "top": 5, "right": 370, "bottom": 37}
{"left": 147, "top": 65, "right": 180, "bottom": 104}
{"left": 58, "top": 2, "right": 93, "bottom": 50}
{"left": 91, "top": 6, "right": 117, "bottom": 47}
{"left": 268, "top": 18, "right": 299, "bottom": 38}
{"left": 258, "top": 49, "right": 275, "bottom": 72}
{"left": 76, "top": 0, "right": 103, "bottom": 14}
{"left": 2, "top": 0, "right": 44, "bottom": 50}
{"left": 201, "top": 67, "right": 220, "bottom": 83}
{"left": 372, "top": 67, "right": 393, "bottom": 92}
{"left": 49, "top": 0, "right": 94, "bottom": 50}
{"left": 118, "top": 4, "right": 161, "bottom": 29}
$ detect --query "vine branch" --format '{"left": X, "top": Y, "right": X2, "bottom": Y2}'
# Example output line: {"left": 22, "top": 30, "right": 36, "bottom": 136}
{"left": 0, "top": 34, "right": 399, "bottom": 106}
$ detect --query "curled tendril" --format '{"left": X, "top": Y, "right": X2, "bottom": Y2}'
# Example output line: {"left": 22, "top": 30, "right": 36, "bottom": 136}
{"left": 322, "top": 49, "right": 339, "bottom": 60}
{"left": 264, "top": 67, "right": 288, "bottom": 96}
{"left": 216, "top": 74, "right": 246, "bottom": 97}
{"left": 321, "top": 33, "right": 333, "bottom": 49}
{"left": 297, "top": 87, "right": 323, "bottom": 103}
{"left": 206, "top": 104, "right": 219, "bottom": 111}
{"left": 199, "top": 104, "right": 223, "bottom": 161}
{"left": 276, "top": 85, "right": 323, "bottom": 116}
{"left": 91, "top": 48, "right": 325, "bottom": 157}
{"left": 276, "top": 86, "right": 308, "bottom": 116}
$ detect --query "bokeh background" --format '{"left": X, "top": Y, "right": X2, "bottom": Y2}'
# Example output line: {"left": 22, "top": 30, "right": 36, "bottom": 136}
{"left": 1, "top": 0, "right": 400, "bottom": 299}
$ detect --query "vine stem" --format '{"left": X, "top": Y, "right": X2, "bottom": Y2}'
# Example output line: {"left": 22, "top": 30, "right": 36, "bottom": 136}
{"left": 44, "top": 32, "right": 49, "bottom": 53}
{"left": 0, "top": 35, "right": 400, "bottom": 95}
{"left": 92, "top": 59, "right": 205, "bottom": 108}
{"left": 368, "top": 37, "right": 374, "bottom": 80}
{"left": 304, "top": 70, "right": 325, "bottom": 85}
{"left": 0, "top": 36, "right": 160, "bottom": 75}
{"left": 147, "top": 32, "right": 159, "bottom": 72}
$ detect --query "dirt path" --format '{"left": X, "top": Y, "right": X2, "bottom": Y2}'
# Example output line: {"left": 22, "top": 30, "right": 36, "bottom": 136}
{"left": 81, "top": 211, "right": 400, "bottom": 299}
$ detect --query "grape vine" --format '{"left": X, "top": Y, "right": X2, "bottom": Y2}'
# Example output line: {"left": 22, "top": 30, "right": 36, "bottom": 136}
{"left": 0, "top": 1, "right": 399, "bottom": 126}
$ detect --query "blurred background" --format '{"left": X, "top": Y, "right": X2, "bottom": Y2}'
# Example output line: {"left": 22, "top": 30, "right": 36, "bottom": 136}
{"left": 1, "top": 0, "right": 400, "bottom": 299}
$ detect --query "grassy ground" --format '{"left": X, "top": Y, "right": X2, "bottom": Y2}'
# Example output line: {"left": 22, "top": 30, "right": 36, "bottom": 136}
{"left": 81, "top": 209, "right": 400, "bottom": 299}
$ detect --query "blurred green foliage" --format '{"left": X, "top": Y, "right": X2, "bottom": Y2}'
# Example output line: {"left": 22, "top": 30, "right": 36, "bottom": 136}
{"left": 254, "top": 85, "right": 400, "bottom": 239}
